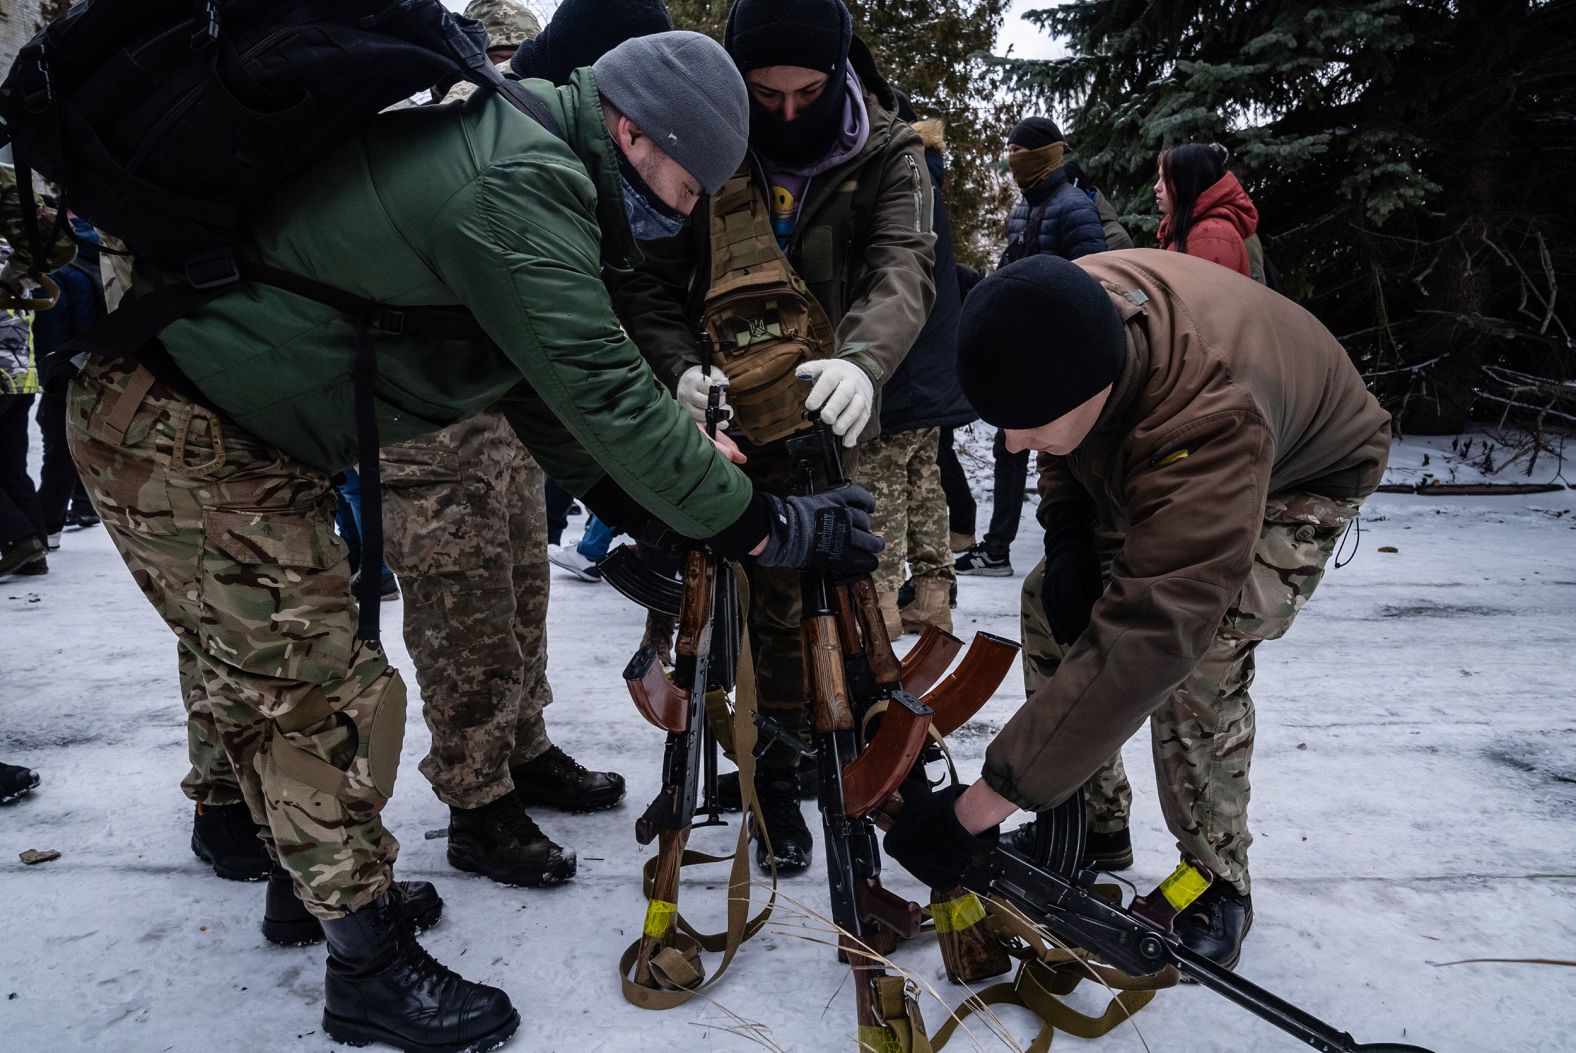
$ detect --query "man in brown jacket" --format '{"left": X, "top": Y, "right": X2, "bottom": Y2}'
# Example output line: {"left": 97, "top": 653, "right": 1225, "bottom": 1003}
{"left": 883, "top": 249, "right": 1391, "bottom": 969}
{"left": 609, "top": 0, "right": 935, "bottom": 874}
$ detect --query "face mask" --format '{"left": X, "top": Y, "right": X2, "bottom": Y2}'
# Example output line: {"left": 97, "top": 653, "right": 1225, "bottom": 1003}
{"left": 617, "top": 149, "right": 690, "bottom": 242}
{"left": 749, "top": 74, "right": 847, "bottom": 167}
{"left": 1008, "top": 141, "right": 1066, "bottom": 192}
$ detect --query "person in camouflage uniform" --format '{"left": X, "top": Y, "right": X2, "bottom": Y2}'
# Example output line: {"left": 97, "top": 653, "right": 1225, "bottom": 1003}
{"left": 880, "top": 250, "right": 1391, "bottom": 976}
{"left": 366, "top": 0, "right": 624, "bottom": 893}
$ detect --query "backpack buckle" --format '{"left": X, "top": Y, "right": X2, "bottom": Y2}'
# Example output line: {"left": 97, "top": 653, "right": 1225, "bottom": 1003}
{"left": 185, "top": 250, "right": 240, "bottom": 290}
{"left": 365, "top": 308, "right": 406, "bottom": 337}
{"left": 191, "top": 2, "right": 219, "bottom": 51}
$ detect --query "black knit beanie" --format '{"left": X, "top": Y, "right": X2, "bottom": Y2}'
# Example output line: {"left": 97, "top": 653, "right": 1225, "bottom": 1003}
{"left": 510, "top": 0, "right": 673, "bottom": 86}
{"left": 956, "top": 256, "right": 1126, "bottom": 429}
{"left": 725, "top": 0, "right": 852, "bottom": 76}
{"left": 1009, "top": 116, "right": 1064, "bottom": 150}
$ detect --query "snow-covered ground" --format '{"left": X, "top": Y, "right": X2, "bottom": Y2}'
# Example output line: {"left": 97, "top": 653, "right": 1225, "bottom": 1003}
{"left": 3, "top": 433, "right": 1573, "bottom": 1053}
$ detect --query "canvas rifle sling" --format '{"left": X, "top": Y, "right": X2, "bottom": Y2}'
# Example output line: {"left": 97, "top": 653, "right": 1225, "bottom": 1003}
{"left": 619, "top": 565, "right": 777, "bottom": 1008}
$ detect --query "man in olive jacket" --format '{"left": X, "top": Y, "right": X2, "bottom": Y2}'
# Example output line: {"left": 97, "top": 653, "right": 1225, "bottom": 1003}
{"left": 883, "top": 250, "right": 1391, "bottom": 973}
{"left": 67, "top": 32, "right": 881, "bottom": 1052}
{"left": 608, "top": 0, "right": 936, "bottom": 874}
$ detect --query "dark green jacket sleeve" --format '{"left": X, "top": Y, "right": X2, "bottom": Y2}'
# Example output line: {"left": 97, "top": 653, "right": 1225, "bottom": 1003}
{"left": 604, "top": 219, "right": 708, "bottom": 390}
{"left": 427, "top": 154, "right": 751, "bottom": 539}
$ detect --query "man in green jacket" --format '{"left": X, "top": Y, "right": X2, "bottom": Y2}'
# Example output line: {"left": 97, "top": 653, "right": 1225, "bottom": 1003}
{"left": 609, "top": 0, "right": 936, "bottom": 875}
{"left": 67, "top": 32, "right": 881, "bottom": 1052}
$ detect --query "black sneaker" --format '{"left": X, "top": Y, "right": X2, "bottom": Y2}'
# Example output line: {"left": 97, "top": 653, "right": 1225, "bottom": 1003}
{"left": 954, "top": 544, "right": 1012, "bottom": 577}
{"left": 262, "top": 866, "right": 443, "bottom": 947}
{"left": 1174, "top": 880, "right": 1253, "bottom": 971}
{"left": 191, "top": 802, "right": 272, "bottom": 882}
{"left": 716, "top": 757, "right": 817, "bottom": 812}
{"left": 64, "top": 507, "right": 100, "bottom": 530}
{"left": 321, "top": 893, "right": 519, "bottom": 1053}
{"left": 349, "top": 567, "right": 401, "bottom": 602}
{"left": 511, "top": 745, "right": 625, "bottom": 813}
{"left": 0, "top": 761, "right": 40, "bottom": 804}
{"left": 750, "top": 773, "right": 813, "bottom": 875}
{"left": 448, "top": 795, "right": 577, "bottom": 887}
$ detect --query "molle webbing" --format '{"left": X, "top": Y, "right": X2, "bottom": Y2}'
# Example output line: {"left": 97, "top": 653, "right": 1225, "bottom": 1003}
{"left": 702, "top": 168, "right": 835, "bottom": 446}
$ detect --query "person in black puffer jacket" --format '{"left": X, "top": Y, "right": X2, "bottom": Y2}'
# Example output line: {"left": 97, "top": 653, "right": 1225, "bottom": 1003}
{"left": 956, "top": 116, "right": 1106, "bottom": 579}
{"left": 853, "top": 103, "right": 973, "bottom": 636}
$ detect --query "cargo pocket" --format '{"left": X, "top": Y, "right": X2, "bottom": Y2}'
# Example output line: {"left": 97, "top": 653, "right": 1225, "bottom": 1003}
{"left": 199, "top": 508, "right": 355, "bottom": 682}
{"left": 1223, "top": 493, "right": 1356, "bottom": 643}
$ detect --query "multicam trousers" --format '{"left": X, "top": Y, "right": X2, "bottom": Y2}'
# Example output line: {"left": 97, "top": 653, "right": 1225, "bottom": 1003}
{"left": 380, "top": 411, "right": 554, "bottom": 810}
{"left": 68, "top": 359, "right": 401, "bottom": 918}
{"left": 1020, "top": 493, "right": 1361, "bottom": 894}
{"left": 851, "top": 425, "right": 955, "bottom": 597}
{"left": 179, "top": 641, "right": 244, "bottom": 807}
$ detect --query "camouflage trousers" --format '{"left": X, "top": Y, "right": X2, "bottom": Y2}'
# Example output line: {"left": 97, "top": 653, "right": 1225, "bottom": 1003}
{"left": 851, "top": 425, "right": 955, "bottom": 597}
{"left": 742, "top": 440, "right": 860, "bottom": 773}
{"left": 1020, "top": 493, "right": 1360, "bottom": 894}
{"left": 380, "top": 411, "right": 553, "bottom": 810}
{"left": 179, "top": 642, "right": 244, "bottom": 807}
{"left": 68, "top": 359, "right": 401, "bottom": 918}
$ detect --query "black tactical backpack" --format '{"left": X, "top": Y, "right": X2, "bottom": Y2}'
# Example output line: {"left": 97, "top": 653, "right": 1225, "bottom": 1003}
{"left": 0, "top": 0, "right": 562, "bottom": 639}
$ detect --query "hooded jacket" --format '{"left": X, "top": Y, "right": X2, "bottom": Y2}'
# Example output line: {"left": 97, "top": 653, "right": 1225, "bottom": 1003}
{"left": 1002, "top": 168, "right": 1107, "bottom": 263}
{"left": 984, "top": 249, "right": 1391, "bottom": 812}
{"left": 608, "top": 39, "right": 936, "bottom": 447}
{"left": 878, "top": 119, "right": 973, "bottom": 434}
{"left": 1158, "top": 170, "right": 1259, "bottom": 278}
{"left": 132, "top": 72, "right": 752, "bottom": 541}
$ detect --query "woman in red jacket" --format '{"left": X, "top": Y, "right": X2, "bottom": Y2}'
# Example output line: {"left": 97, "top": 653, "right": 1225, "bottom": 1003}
{"left": 1154, "top": 142, "right": 1259, "bottom": 277}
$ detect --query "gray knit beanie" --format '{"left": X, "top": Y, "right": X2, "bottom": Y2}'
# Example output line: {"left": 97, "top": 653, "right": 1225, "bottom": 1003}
{"left": 591, "top": 31, "right": 749, "bottom": 195}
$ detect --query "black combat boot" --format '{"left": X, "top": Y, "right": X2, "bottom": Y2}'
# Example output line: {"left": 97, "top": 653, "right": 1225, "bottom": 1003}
{"left": 321, "top": 892, "right": 519, "bottom": 1053}
{"left": 750, "top": 772, "right": 814, "bottom": 875}
{"left": 716, "top": 756, "right": 817, "bottom": 812}
{"left": 1174, "top": 880, "right": 1253, "bottom": 971}
{"left": 0, "top": 536, "right": 46, "bottom": 577}
{"left": 191, "top": 802, "right": 272, "bottom": 881}
{"left": 262, "top": 866, "right": 444, "bottom": 947}
{"left": 510, "top": 745, "right": 625, "bottom": 813}
{"left": 448, "top": 794, "right": 577, "bottom": 887}
{"left": 0, "top": 761, "right": 40, "bottom": 804}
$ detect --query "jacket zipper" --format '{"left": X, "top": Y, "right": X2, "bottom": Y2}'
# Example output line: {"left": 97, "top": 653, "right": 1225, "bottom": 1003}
{"left": 903, "top": 152, "right": 924, "bottom": 233}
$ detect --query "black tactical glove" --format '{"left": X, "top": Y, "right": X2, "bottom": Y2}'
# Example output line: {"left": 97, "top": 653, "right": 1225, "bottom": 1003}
{"left": 882, "top": 784, "right": 1000, "bottom": 891}
{"left": 755, "top": 485, "right": 883, "bottom": 578}
{"left": 1041, "top": 519, "right": 1104, "bottom": 647}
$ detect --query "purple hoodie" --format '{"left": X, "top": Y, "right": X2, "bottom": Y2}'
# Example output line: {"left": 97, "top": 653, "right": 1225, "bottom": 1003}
{"left": 760, "top": 67, "right": 871, "bottom": 248}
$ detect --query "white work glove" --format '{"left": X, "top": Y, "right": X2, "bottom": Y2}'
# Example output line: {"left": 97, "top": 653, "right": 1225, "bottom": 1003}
{"left": 798, "top": 358, "right": 874, "bottom": 448}
{"left": 675, "top": 365, "right": 732, "bottom": 428}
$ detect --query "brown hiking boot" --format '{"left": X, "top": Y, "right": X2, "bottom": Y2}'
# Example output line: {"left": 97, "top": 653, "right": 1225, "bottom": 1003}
{"left": 448, "top": 795, "right": 577, "bottom": 888}
{"left": 511, "top": 745, "right": 625, "bottom": 813}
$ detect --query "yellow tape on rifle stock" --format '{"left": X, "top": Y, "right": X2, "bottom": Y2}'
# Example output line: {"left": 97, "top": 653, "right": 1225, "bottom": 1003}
{"left": 643, "top": 899, "right": 678, "bottom": 938}
{"left": 1159, "top": 862, "right": 1211, "bottom": 911}
{"left": 931, "top": 891, "right": 988, "bottom": 934}
{"left": 857, "top": 1025, "right": 903, "bottom": 1053}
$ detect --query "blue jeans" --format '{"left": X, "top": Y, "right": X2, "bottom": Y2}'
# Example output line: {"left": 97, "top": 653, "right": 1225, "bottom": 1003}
{"left": 577, "top": 516, "right": 614, "bottom": 562}
{"left": 333, "top": 467, "right": 391, "bottom": 575}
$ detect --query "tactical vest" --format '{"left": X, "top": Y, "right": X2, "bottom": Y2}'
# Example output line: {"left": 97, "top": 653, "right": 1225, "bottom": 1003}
{"left": 700, "top": 166, "right": 837, "bottom": 445}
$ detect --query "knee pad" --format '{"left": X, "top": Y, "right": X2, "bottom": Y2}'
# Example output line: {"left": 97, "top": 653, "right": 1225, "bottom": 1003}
{"left": 267, "top": 669, "right": 408, "bottom": 806}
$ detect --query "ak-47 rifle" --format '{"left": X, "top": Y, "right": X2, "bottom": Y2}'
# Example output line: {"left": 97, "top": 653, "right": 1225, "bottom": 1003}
{"left": 617, "top": 359, "right": 756, "bottom": 1003}
{"left": 965, "top": 837, "right": 1440, "bottom": 1053}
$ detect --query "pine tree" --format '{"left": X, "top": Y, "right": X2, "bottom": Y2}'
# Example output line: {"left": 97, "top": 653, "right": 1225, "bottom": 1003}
{"left": 997, "top": 0, "right": 1575, "bottom": 432}
{"left": 665, "top": 0, "right": 1015, "bottom": 266}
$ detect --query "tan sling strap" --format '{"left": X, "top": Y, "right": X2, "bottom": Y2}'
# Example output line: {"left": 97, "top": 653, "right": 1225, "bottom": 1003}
{"left": 701, "top": 165, "right": 837, "bottom": 445}
{"left": 618, "top": 565, "right": 777, "bottom": 1008}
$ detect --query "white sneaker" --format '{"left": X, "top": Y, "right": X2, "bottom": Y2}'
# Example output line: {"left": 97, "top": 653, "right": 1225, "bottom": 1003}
{"left": 547, "top": 543, "right": 602, "bottom": 583}
{"left": 46, "top": 532, "right": 62, "bottom": 551}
